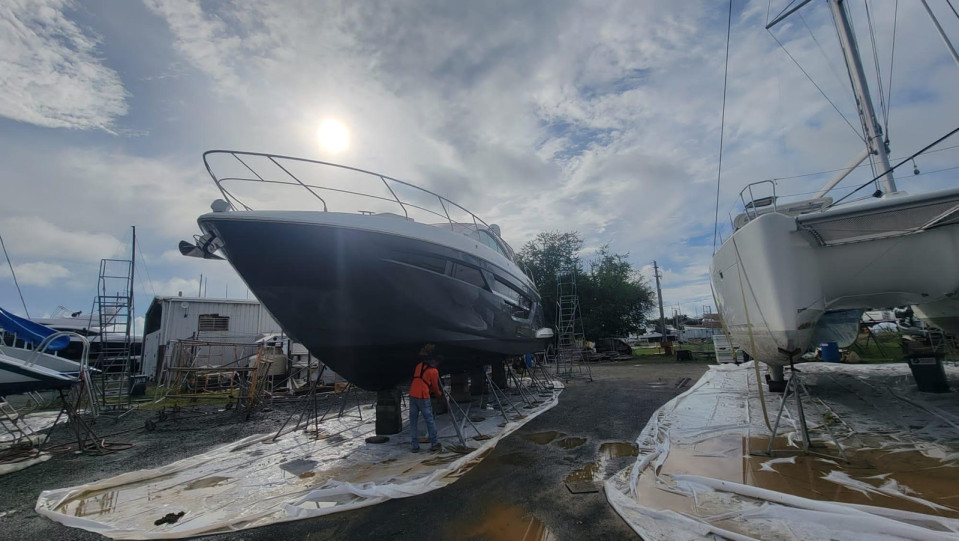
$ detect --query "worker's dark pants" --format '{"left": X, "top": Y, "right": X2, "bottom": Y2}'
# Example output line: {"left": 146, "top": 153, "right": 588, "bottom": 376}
{"left": 409, "top": 397, "right": 438, "bottom": 449}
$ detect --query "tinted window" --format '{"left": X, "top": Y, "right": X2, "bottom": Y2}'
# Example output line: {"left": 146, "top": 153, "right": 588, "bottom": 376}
{"left": 478, "top": 230, "right": 509, "bottom": 258}
{"left": 493, "top": 278, "right": 531, "bottom": 319}
{"left": 452, "top": 264, "right": 486, "bottom": 288}
{"left": 398, "top": 253, "right": 448, "bottom": 274}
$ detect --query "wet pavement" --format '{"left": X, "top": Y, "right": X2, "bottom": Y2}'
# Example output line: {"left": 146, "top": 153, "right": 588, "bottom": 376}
{"left": 206, "top": 361, "right": 707, "bottom": 541}
{"left": 0, "top": 360, "right": 708, "bottom": 540}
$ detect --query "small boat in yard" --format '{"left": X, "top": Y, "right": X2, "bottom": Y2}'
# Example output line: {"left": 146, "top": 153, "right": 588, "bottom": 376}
{"left": 182, "top": 151, "right": 552, "bottom": 391}
{"left": 0, "top": 308, "right": 90, "bottom": 396}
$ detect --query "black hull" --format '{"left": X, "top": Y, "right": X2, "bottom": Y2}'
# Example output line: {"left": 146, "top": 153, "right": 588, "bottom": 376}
{"left": 201, "top": 216, "right": 546, "bottom": 390}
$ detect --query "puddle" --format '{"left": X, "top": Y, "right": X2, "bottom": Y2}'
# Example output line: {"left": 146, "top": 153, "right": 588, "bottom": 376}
{"left": 744, "top": 436, "right": 959, "bottom": 517}
{"left": 523, "top": 431, "right": 564, "bottom": 445}
{"left": 278, "top": 458, "right": 318, "bottom": 476}
{"left": 564, "top": 442, "right": 639, "bottom": 484}
{"left": 451, "top": 503, "right": 556, "bottom": 541}
{"left": 566, "top": 463, "right": 599, "bottom": 484}
{"left": 554, "top": 437, "right": 586, "bottom": 450}
{"left": 598, "top": 442, "right": 639, "bottom": 459}
{"left": 184, "top": 476, "right": 232, "bottom": 490}
{"left": 636, "top": 435, "right": 959, "bottom": 522}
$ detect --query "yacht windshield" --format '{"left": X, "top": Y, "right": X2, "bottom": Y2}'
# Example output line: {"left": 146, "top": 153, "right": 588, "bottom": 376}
{"left": 434, "top": 223, "right": 516, "bottom": 261}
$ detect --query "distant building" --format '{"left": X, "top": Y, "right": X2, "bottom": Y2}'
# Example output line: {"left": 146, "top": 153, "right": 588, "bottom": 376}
{"left": 680, "top": 326, "right": 723, "bottom": 341}
{"left": 141, "top": 296, "right": 283, "bottom": 380}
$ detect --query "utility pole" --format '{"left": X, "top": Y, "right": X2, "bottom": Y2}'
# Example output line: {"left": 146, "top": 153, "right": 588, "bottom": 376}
{"left": 653, "top": 261, "right": 666, "bottom": 343}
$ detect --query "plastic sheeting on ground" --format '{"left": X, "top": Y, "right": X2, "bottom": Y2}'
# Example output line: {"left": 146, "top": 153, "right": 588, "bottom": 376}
{"left": 35, "top": 382, "right": 562, "bottom": 539}
{"left": 1, "top": 409, "right": 61, "bottom": 476}
{"left": 606, "top": 362, "right": 959, "bottom": 541}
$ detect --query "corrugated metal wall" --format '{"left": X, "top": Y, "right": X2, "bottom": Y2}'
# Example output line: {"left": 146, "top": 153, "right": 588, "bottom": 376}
{"left": 141, "top": 298, "right": 284, "bottom": 378}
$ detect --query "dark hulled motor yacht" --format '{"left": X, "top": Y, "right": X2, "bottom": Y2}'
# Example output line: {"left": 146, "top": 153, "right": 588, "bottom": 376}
{"left": 182, "top": 151, "right": 552, "bottom": 391}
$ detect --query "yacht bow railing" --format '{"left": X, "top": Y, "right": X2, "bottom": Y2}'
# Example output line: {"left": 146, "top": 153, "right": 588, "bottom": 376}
{"left": 202, "top": 150, "right": 515, "bottom": 260}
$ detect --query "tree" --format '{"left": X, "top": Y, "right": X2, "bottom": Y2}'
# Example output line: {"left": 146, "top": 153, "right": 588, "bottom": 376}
{"left": 517, "top": 233, "right": 654, "bottom": 339}
{"left": 579, "top": 246, "right": 655, "bottom": 339}
{"left": 516, "top": 231, "right": 583, "bottom": 330}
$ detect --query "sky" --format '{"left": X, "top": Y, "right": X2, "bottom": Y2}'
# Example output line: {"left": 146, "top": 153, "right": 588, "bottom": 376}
{"left": 2, "top": 0, "right": 959, "bottom": 333}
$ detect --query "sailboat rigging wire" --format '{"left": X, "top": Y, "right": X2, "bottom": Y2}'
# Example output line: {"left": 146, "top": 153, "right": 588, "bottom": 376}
{"left": 800, "top": 12, "right": 852, "bottom": 103}
{"left": 0, "top": 233, "right": 30, "bottom": 319}
{"left": 135, "top": 238, "right": 157, "bottom": 297}
{"left": 884, "top": 0, "right": 899, "bottom": 138}
{"left": 712, "top": 0, "right": 733, "bottom": 254}
{"left": 737, "top": 143, "right": 959, "bottom": 187}
{"left": 864, "top": 0, "right": 888, "bottom": 133}
{"left": 949, "top": 0, "right": 959, "bottom": 21}
{"left": 828, "top": 124, "right": 959, "bottom": 208}
{"left": 767, "top": 31, "right": 863, "bottom": 141}
{"left": 766, "top": 0, "right": 813, "bottom": 29}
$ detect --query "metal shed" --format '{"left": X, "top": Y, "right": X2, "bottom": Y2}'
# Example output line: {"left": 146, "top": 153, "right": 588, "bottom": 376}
{"left": 141, "top": 296, "right": 283, "bottom": 380}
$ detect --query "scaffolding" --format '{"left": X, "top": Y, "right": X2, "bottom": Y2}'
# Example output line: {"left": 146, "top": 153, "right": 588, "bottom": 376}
{"left": 154, "top": 339, "right": 279, "bottom": 418}
{"left": 554, "top": 269, "right": 592, "bottom": 382}
{"left": 90, "top": 257, "right": 136, "bottom": 411}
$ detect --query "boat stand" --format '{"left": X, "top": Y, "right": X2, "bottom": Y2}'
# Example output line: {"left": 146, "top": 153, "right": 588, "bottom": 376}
{"left": 760, "top": 358, "right": 846, "bottom": 461}
{"left": 270, "top": 368, "right": 368, "bottom": 441}
{"left": 440, "top": 388, "right": 489, "bottom": 452}
{"left": 270, "top": 366, "right": 327, "bottom": 441}
{"left": 529, "top": 353, "right": 558, "bottom": 397}
{"left": 0, "top": 398, "right": 46, "bottom": 465}
{"left": 483, "top": 369, "right": 525, "bottom": 423}
{"left": 505, "top": 364, "right": 541, "bottom": 409}
{"left": 43, "top": 386, "right": 132, "bottom": 455}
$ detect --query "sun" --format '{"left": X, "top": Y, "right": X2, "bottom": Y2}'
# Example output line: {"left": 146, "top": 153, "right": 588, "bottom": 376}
{"left": 317, "top": 118, "right": 350, "bottom": 154}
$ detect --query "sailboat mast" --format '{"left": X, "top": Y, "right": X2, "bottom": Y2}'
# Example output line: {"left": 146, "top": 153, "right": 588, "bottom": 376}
{"left": 828, "top": 0, "right": 897, "bottom": 194}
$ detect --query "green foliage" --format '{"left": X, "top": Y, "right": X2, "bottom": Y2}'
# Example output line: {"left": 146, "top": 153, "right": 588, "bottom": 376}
{"left": 579, "top": 246, "right": 655, "bottom": 339}
{"left": 517, "top": 232, "right": 654, "bottom": 340}
{"left": 517, "top": 231, "right": 583, "bottom": 329}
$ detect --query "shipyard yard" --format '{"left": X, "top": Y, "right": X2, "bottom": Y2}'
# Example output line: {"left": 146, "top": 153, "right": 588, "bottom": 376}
{"left": 0, "top": 360, "right": 708, "bottom": 540}
{"left": 5, "top": 2, "right": 959, "bottom": 540}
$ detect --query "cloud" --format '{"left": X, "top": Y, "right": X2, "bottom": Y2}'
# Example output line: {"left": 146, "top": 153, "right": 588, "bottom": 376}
{"left": 0, "top": 261, "right": 70, "bottom": 286}
{"left": 4, "top": 0, "right": 959, "bottom": 322}
{"left": 152, "top": 276, "right": 200, "bottom": 297}
{"left": 0, "top": 217, "right": 125, "bottom": 262}
{"left": 0, "top": 0, "right": 128, "bottom": 130}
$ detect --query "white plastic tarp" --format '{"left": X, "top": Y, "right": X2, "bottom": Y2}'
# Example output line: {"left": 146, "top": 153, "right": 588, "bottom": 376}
{"left": 36, "top": 382, "right": 563, "bottom": 539}
{"left": 606, "top": 362, "right": 959, "bottom": 540}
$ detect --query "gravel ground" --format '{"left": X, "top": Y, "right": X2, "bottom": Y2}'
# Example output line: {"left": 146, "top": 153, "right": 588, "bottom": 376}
{"left": 0, "top": 360, "right": 710, "bottom": 540}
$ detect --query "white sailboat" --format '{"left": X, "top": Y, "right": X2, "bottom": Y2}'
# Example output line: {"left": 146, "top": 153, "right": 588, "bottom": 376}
{"left": 710, "top": 0, "right": 959, "bottom": 388}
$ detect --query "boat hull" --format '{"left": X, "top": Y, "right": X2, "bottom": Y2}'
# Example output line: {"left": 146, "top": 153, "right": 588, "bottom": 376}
{"left": 199, "top": 212, "right": 547, "bottom": 390}
{"left": 711, "top": 209, "right": 959, "bottom": 368}
{"left": 0, "top": 352, "right": 78, "bottom": 396}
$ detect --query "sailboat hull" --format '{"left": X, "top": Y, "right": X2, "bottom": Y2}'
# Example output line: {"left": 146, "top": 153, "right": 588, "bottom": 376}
{"left": 712, "top": 201, "right": 959, "bottom": 369}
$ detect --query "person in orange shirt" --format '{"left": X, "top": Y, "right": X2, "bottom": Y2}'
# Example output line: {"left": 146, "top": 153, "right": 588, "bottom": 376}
{"left": 409, "top": 345, "right": 442, "bottom": 453}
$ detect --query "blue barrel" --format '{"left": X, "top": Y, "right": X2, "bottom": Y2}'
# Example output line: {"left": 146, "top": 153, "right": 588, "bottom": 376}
{"left": 821, "top": 342, "right": 840, "bottom": 362}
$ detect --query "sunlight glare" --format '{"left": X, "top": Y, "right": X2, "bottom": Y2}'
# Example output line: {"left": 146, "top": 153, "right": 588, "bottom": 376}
{"left": 317, "top": 118, "right": 350, "bottom": 154}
